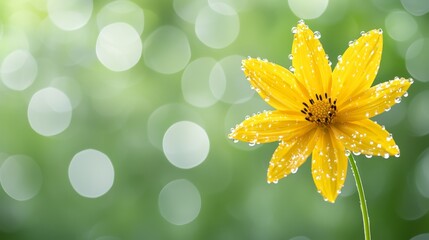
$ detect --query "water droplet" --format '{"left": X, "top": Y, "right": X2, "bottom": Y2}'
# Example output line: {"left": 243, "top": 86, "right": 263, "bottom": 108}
{"left": 386, "top": 133, "right": 393, "bottom": 141}
{"left": 288, "top": 54, "right": 293, "bottom": 60}
{"left": 395, "top": 153, "right": 400, "bottom": 158}
{"left": 337, "top": 189, "right": 342, "bottom": 194}
{"left": 272, "top": 179, "right": 279, "bottom": 184}
{"left": 409, "top": 78, "right": 414, "bottom": 84}
{"left": 365, "top": 154, "right": 373, "bottom": 158}
{"left": 345, "top": 150, "right": 351, "bottom": 156}
{"left": 348, "top": 40, "right": 355, "bottom": 46}
{"left": 245, "top": 115, "right": 250, "bottom": 120}
{"left": 249, "top": 141, "right": 256, "bottom": 146}
{"left": 291, "top": 168, "right": 298, "bottom": 174}
{"left": 298, "top": 19, "right": 305, "bottom": 24}
{"left": 395, "top": 97, "right": 402, "bottom": 103}
{"left": 328, "top": 60, "right": 332, "bottom": 66}
{"left": 314, "top": 31, "right": 321, "bottom": 39}
{"left": 378, "top": 28, "right": 383, "bottom": 34}
{"left": 404, "top": 92, "right": 409, "bottom": 97}
{"left": 383, "top": 153, "right": 389, "bottom": 159}
{"left": 360, "top": 31, "right": 366, "bottom": 36}
{"left": 385, "top": 107, "right": 391, "bottom": 112}
{"left": 289, "top": 66, "right": 295, "bottom": 72}
{"left": 264, "top": 97, "right": 270, "bottom": 102}
{"left": 353, "top": 151, "right": 361, "bottom": 156}
{"left": 291, "top": 27, "right": 297, "bottom": 34}
{"left": 233, "top": 139, "right": 239, "bottom": 143}
{"left": 337, "top": 55, "right": 342, "bottom": 62}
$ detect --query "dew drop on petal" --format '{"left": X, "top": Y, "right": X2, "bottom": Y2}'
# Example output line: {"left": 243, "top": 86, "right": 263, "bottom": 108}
{"left": 289, "top": 66, "right": 295, "bottom": 72}
{"left": 337, "top": 55, "right": 342, "bottom": 62}
{"left": 365, "top": 154, "right": 373, "bottom": 158}
{"left": 404, "top": 92, "right": 409, "bottom": 97}
{"left": 348, "top": 40, "right": 355, "bottom": 46}
{"left": 395, "top": 97, "right": 402, "bottom": 103}
{"left": 291, "top": 168, "right": 298, "bottom": 174}
{"left": 288, "top": 54, "right": 293, "bottom": 60}
{"left": 353, "top": 151, "right": 362, "bottom": 156}
{"left": 345, "top": 150, "right": 351, "bottom": 156}
{"left": 291, "top": 27, "right": 297, "bottom": 34}
{"left": 314, "top": 31, "right": 321, "bottom": 39}
{"left": 383, "top": 153, "right": 390, "bottom": 159}
{"left": 395, "top": 153, "right": 401, "bottom": 158}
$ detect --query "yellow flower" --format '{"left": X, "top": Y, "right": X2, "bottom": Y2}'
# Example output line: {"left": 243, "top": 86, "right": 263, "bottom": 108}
{"left": 229, "top": 21, "right": 413, "bottom": 203}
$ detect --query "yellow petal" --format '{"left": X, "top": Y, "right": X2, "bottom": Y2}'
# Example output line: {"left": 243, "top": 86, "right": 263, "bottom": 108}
{"left": 332, "top": 29, "right": 383, "bottom": 105}
{"left": 336, "top": 78, "right": 412, "bottom": 122}
{"left": 332, "top": 119, "right": 400, "bottom": 157}
{"left": 267, "top": 127, "right": 320, "bottom": 183}
{"left": 242, "top": 58, "right": 308, "bottom": 112}
{"left": 311, "top": 128, "right": 347, "bottom": 203}
{"left": 292, "top": 22, "right": 332, "bottom": 96}
{"left": 229, "top": 110, "right": 312, "bottom": 144}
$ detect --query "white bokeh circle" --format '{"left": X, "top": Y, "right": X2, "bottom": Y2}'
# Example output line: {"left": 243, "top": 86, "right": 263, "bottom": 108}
{"left": 0, "top": 155, "right": 42, "bottom": 201}
{"left": 97, "top": 0, "right": 144, "bottom": 35}
{"left": 181, "top": 57, "right": 224, "bottom": 108}
{"left": 96, "top": 22, "right": 142, "bottom": 72}
{"left": 1, "top": 49, "right": 37, "bottom": 91}
{"left": 288, "top": 0, "right": 329, "bottom": 19}
{"left": 158, "top": 179, "right": 201, "bottom": 225}
{"left": 68, "top": 149, "right": 115, "bottom": 198}
{"left": 28, "top": 87, "right": 72, "bottom": 136}
{"left": 47, "top": 0, "right": 93, "bottom": 31}
{"left": 195, "top": 2, "right": 239, "bottom": 49}
{"left": 144, "top": 26, "right": 191, "bottom": 74}
{"left": 162, "top": 121, "right": 210, "bottom": 169}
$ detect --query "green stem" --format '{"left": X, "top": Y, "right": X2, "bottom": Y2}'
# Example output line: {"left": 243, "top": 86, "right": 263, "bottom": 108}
{"left": 348, "top": 154, "right": 371, "bottom": 240}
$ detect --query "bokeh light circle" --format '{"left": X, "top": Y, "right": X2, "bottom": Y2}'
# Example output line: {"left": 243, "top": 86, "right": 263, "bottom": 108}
{"left": 406, "top": 38, "right": 429, "bottom": 82}
{"left": 144, "top": 26, "right": 191, "bottom": 74}
{"left": 385, "top": 11, "right": 417, "bottom": 42}
{"left": 158, "top": 179, "right": 201, "bottom": 225}
{"left": 97, "top": 0, "right": 144, "bottom": 35}
{"left": 213, "top": 55, "right": 253, "bottom": 104}
{"left": 195, "top": 3, "right": 239, "bottom": 49}
{"left": 408, "top": 91, "right": 429, "bottom": 136}
{"left": 181, "top": 57, "right": 224, "bottom": 108}
{"left": 415, "top": 148, "right": 429, "bottom": 199}
{"left": 163, "top": 121, "right": 209, "bottom": 169}
{"left": 96, "top": 22, "right": 142, "bottom": 72}
{"left": 147, "top": 104, "right": 202, "bottom": 150}
{"left": 288, "top": 0, "right": 329, "bottom": 19}
{"left": 0, "top": 49, "right": 37, "bottom": 91}
{"left": 68, "top": 149, "right": 114, "bottom": 198}
{"left": 0, "top": 155, "right": 42, "bottom": 201}
{"left": 173, "top": 0, "right": 206, "bottom": 24}
{"left": 47, "top": 0, "right": 93, "bottom": 31}
{"left": 28, "top": 87, "right": 72, "bottom": 136}
{"left": 400, "top": 0, "right": 429, "bottom": 16}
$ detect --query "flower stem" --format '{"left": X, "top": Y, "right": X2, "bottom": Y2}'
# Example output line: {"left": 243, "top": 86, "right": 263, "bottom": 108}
{"left": 348, "top": 154, "right": 371, "bottom": 240}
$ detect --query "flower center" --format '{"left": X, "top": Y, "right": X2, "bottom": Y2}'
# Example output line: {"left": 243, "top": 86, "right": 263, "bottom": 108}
{"left": 301, "top": 93, "right": 337, "bottom": 126}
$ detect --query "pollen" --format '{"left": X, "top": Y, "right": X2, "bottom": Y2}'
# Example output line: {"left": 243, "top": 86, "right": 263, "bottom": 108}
{"left": 301, "top": 93, "right": 337, "bottom": 126}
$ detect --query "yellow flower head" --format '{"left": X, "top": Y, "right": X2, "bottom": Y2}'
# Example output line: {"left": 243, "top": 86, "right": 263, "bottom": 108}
{"left": 229, "top": 21, "right": 412, "bottom": 203}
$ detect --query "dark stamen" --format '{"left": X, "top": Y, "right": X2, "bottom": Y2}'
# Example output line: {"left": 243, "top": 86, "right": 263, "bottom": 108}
{"left": 303, "top": 102, "right": 309, "bottom": 108}
{"left": 316, "top": 94, "right": 319, "bottom": 100}
{"left": 309, "top": 99, "right": 314, "bottom": 104}
{"left": 301, "top": 110, "right": 306, "bottom": 114}
{"left": 325, "top": 93, "right": 328, "bottom": 99}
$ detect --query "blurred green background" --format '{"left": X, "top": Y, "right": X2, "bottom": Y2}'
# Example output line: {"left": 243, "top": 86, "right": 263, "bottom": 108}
{"left": 0, "top": 0, "right": 428, "bottom": 239}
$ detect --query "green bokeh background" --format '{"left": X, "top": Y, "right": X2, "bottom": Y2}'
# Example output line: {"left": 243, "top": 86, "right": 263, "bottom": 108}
{"left": 0, "top": 0, "right": 428, "bottom": 239}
